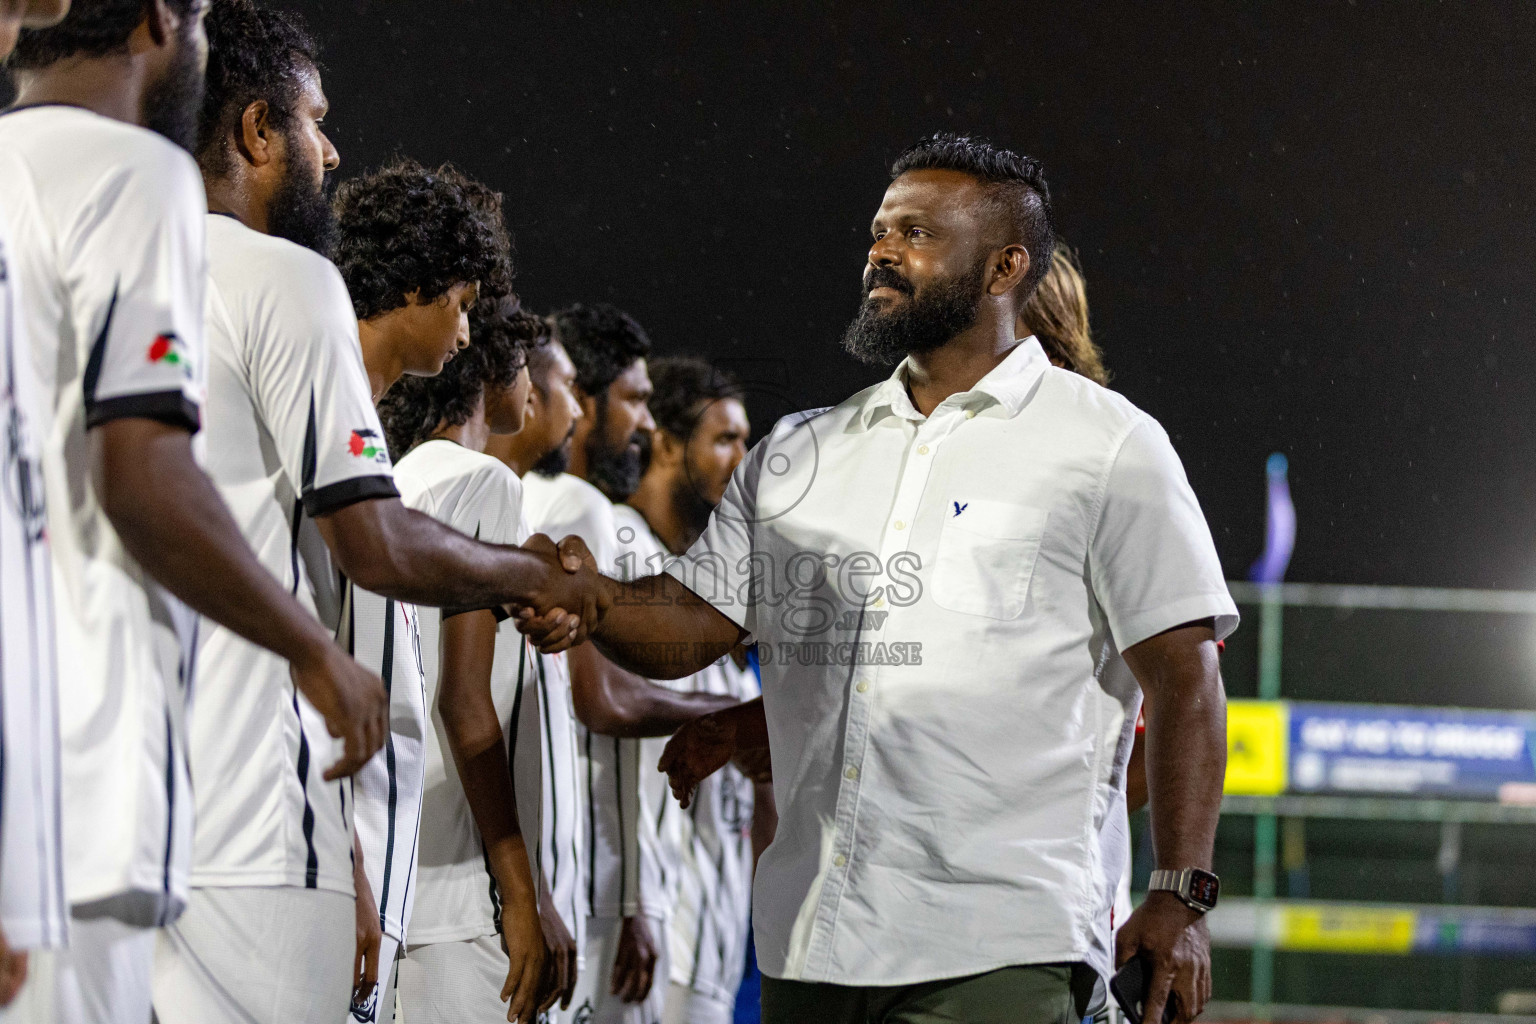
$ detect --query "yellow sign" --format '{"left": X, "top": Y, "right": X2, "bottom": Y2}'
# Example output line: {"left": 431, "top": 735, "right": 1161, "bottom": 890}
{"left": 1224, "top": 700, "right": 1288, "bottom": 796}
{"left": 1279, "top": 904, "right": 1417, "bottom": 954}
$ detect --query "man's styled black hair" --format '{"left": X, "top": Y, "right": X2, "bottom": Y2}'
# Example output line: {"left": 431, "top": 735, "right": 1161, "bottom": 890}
{"left": 548, "top": 303, "right": 651, "bottom": 398}
{"left": 11, "top": 0, "right": 197, "bottom": 70}
{"left": 195, "top": 0, "right": 319, "bottom": 174}
{"left": 890, "top": 132, "right": 1056, "bottom": 301}
{"left": 377, "top": 302, "right": 534, "bottom": 458}
{"left": 647, "top": 356, "right": 742, "bottom": 443}
{"left": 334, "top": 158, "right": 515, "bottom": 321}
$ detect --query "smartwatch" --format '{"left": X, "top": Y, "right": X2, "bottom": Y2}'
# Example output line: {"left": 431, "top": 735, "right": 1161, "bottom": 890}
{"left": 1148, "top": 867, "right": 1220, "bottom": 913}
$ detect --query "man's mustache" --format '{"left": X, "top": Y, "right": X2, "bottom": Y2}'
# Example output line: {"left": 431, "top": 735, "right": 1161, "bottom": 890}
{"left": 863, "top": 266, "right": 914, "bottom": 299}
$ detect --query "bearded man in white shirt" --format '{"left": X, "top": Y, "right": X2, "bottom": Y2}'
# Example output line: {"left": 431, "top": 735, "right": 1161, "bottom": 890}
{"left": 522, "top": 132, "right": 1236, "bottom": 1024}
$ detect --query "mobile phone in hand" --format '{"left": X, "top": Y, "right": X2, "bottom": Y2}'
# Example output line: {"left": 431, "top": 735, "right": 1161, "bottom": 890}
{"left": 1109, "top": 956, "right": 1176, "bottom": 1024}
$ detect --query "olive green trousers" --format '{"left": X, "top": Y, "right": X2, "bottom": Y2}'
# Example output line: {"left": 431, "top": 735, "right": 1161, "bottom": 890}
{"left": 761, "top": 962, "right": 1102, "bottom": 1024}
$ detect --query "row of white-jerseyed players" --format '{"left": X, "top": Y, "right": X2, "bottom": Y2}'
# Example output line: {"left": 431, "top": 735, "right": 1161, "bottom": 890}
{"left": 0, "top": 103, "right": 754, "bottom": 1024}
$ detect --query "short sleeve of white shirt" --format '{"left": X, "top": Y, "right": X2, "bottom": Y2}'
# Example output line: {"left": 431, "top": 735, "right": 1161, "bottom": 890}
{"left": 664, "top": 411, "right": 824, "bottom": 641}
{"left": 1089, "top": 417, "right": 1238, "bottom": 650}
{"left": 216, "top": 220, "right": 398, "bottom": 517}
{"left": 69, "top": 138, "right": 207, "bottom": 433}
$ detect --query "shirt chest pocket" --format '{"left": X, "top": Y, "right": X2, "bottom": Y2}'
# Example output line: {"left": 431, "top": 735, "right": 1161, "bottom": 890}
{"left": 930, "top": 501, "right": 1049, "bottom": 619}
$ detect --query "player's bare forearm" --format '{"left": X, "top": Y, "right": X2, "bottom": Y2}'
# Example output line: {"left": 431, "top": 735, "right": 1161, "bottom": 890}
{"left": 588, "top": 572, "right": 743, "bottom": 679}
{"left": 1122, "top": 619, "right": 1226, "bottom": 871}
{"left": 567, "top": 642, "right": 739, "bottom": 738}
{"left": 93, "top": 418, "right": 336, "bottom": 668}
{"left": 439, "top": 610, "right": 537, "bottom": 904}
{"left": 317, "top": 499, "right": 588, "bottom": 615}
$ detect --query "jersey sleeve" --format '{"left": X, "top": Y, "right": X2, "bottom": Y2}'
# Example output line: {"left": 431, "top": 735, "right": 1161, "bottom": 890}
{"left": 67, "top": 144, "right": 206, "bottom": 433}
{"left": 246, "top": 253, "right": 399, "bottom": 518}
{"left": 1088, "top": 417, "right": 1239, "bottom": 651}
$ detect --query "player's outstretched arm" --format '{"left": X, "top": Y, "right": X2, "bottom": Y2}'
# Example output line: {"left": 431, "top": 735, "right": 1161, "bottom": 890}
{"left": 1115, "top": 619, "right": 1224, "bottom": 1024}
{"left": 567, "top": 642, "right": 738, "bottom": 739}
{"left": 517, "top": 537, "right": 741, "bottom": 678}
{"left": 436, "top": 609, "right": 545, "bottom": 1023}
{"left": 314, "top": 499, "right": 600, "bottom": 650}
{"left": 93, "top": 417, "right": 386, "bottom": 779}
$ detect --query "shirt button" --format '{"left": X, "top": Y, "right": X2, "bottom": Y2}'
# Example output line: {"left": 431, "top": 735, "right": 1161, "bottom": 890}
{"left": 893, "top": 520, "right": 906, "bottom": 531}
{"left": 856, "top": 681, "right": 870, "bottom": 693}
{"left": 834, "top": 854, "right": 847, "bottom": 867}
{"left": 845, "top": 766, "right": 859, "bottom": 780}
{"left": 917, "top": 444, "right": 930, "bottom": 455}
{"left": 964, "top": 409, "right": 976, "bottom": 420}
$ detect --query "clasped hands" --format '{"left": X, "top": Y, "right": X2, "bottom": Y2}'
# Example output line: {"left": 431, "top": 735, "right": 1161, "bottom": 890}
{"left": 510, "top": 533, "right": 611, "bottom": 653}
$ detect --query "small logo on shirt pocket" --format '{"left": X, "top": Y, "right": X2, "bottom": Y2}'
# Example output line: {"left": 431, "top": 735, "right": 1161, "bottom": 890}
{"left": 952, "top": 501, "right": 969, "bottom": 517}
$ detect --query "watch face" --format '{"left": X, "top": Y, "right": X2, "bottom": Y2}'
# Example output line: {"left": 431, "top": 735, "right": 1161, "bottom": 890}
{"left": 1188, "top": 868, "right": 1221, "bottom": 909}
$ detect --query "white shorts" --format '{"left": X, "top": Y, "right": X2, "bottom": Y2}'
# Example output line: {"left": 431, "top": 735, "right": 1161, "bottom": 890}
{"left": 3, "top": 915, "right": 155, "bottom": 1024}
{"left": 661, "top": 983, "right": 733, "bottom": 1024}
{"left": 347, "top": 932, "right": 400, "bottom": 1023}
{"left": 397, "top": 933, "right": 508, "bottom": 1023}
{"left": 152, "top": 886, "right": 353, "bottom": 1024}
{"left": 567, "top": 915, "right": 667, "bottom": 1024}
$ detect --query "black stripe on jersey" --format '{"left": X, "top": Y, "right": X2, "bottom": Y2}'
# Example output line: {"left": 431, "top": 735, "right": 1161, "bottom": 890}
{"left": 84, "top": 392, "right": 200, "bottom": 434}
{"left": 159, "top": 710, "right": 175, "bottom": 923}
{"left": 585, "top": 729, "right": 596, "bottom": 912}
{"left": 535, "top": 654, "right": 561, "bottom": 919}
{"left": 376, "top": 599, "right": 399, "bottom": 929}
{"left": 301, "top": 390, "right": 318, "bottom": 491}
{"left": 481, "top": 842, "right": 503, "bottom": 934}
{"left": 80, "top": 283, "right": 115, "bottom": 412}
{"left": 291, "top": 689, "right": 320, "bottom": 888}
{"left": 614, "top": 736, "right": 627, "bottom": 909}
{"left": 304, "top": 475, "right": 399, "bottom": 519}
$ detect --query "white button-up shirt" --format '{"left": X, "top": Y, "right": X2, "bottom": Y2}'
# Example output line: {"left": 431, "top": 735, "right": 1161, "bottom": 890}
{"left": 666, "top": 338, "right": 1237, "bottom": 987}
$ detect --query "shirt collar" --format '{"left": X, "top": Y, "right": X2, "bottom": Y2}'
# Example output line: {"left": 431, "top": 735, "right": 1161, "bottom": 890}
{"left": 855, "top": 336, "right": 1049, "bottom": 429}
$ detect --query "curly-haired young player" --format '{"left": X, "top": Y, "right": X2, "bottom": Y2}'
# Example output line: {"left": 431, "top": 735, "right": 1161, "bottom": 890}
{"left": 0, "top": 4, "right": 394, "bottom": 1022}
{"left": 156, "top": 6, "right": 607, "bottom": 1023}
{"left": 335, "top": 159, "right": 515, "bottom": 399}
{"left": 380, "top": 309, "right": 568, "bottom": 1024}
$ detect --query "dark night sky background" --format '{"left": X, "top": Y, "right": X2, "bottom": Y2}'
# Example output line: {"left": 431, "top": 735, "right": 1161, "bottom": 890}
{"left": 42, "top": 0, "right": 1519, "bottom": 596}
{"left": 280, "top": 1, "right": 1536, "bottom": 593}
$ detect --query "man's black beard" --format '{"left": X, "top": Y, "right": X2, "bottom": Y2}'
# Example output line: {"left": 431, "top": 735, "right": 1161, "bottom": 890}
{"left": 142, "top": 26, "right": 204, "bottom": 153}
{"left": 531, "top": 439, "right": 572, "bottom": 479}
{"left": 267, "top": 142, "right": 338, "bottom": 257}
{"left": 669, "top": 470, "right": 716, "bottom": 541}
{"left": 586, "top": 398, "right": 643, "bottom": 502}
{"left": 840, "top": 257, "right": 988, "bottom": 367}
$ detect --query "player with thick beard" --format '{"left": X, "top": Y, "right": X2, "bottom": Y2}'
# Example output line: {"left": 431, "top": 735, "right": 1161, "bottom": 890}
{"left": 1, "top": 3, "right": 390, "bottom": 1021}
{"left": 524, "top": 134, "right": 1235, "bottom": 1024}
{"left": 154, "top": 6, "right": 604, "bottom": 1022}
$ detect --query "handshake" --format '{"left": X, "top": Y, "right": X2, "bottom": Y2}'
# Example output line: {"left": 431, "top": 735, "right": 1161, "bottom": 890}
{"left": 510, "top": 533, "right": 615, "bottom": 653}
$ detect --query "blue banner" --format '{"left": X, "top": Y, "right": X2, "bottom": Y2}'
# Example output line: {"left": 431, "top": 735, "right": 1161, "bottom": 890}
{"left": 1288, "top": 702, "right": 1536, "bottom": 800}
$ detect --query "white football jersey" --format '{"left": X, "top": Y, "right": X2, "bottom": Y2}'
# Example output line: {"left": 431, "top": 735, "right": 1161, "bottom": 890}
{"left": 348, "top": 587, "right": 426, "bottom": 942}
{"left": 610, "top": 504, "right": 688, "bottom": 924}
{"left": 667, "top": 653, "right": 758, "bottom": 1003}
{"left": 520, "top": 472, "right": 644, "bottom": 919}
{"left": 192, "top": 213, "right": 399, "bottom": 898}
{"left": 402, "top": 440, "right": 536, "bottom": 945}
{"left": 0, "top": 206, "right": 65, "bottom": 949}
{"left": 0, "top": 107, "right": 207, "bottom": 923}
{"left": 529, "top": 646, "right": 588, "bottom": 950}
